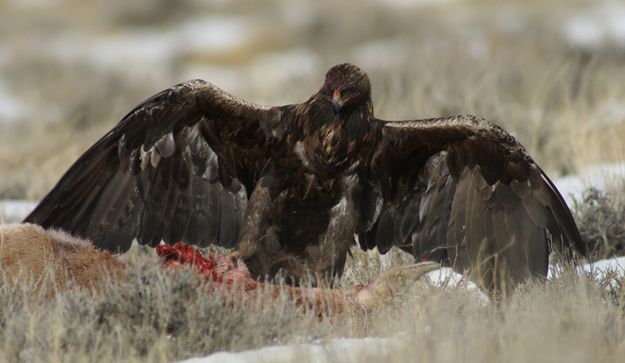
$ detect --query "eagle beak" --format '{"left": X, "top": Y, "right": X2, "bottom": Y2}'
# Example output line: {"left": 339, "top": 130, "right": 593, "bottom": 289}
{"left": 332, "top": 90, "right": 343, "bottom": 114}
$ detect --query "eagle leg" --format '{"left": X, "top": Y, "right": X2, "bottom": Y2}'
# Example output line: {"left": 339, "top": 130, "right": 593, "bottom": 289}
{"left": 305, "top": 195, "right": 358, "bottom": 287}
{"left": 236, "top": 177, "right": 277, "bottom": 259}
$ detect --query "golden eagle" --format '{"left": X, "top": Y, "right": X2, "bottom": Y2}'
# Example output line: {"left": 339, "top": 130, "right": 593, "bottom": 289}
{"left": 25, "top": 63, "right": 586, "bottom": 292}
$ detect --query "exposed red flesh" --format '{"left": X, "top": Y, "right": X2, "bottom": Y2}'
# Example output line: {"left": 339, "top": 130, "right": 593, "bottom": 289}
{"left": 156, "top": 242, "right": 364, "bottom": 315}
{"left": 155, "top": 242, "right": 439, "bottom": 316}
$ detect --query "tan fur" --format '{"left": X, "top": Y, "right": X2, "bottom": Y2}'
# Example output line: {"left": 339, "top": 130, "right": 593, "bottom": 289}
{"left": 0, "top": 223, "right": 125, "bottom": 294}
{"left": 0, "top": 223, "right": 439, "bottom": 313}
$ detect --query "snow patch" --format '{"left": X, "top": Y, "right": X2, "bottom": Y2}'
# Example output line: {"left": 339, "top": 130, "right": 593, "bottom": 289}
{"left": 0, "top": 91, "right": 27, "bottom": 123}
{"left": 8, "top": 0, "right": 61, "bottom": 8}
{"left": 180, "top": 334, "right": 408, "bottom": 363}
{"left": 583, "top": 256, "right": 625, "bottom": 280}
{"left": 548, "top": 256, "right": 625, "bottom": 281}
{"left": 563, "top": 3, "right": 625, "bottom": 49}
{"left": 551, "top": 162, "right": 625, "bottom": 206}
{"left": 425, "top": 267, "right": 490, "bottom": 304}
{"left": 47, "top": 16, "right": 254, "bottom": 72}
{"left": 179, "top": 16, "right": 253, "bottom": 53}
{"left": 48, "top": 31, "right": 175, "bottom": 72}
{"left": 0, "top": 200, "right": 37, "bottom": 223}
{"left": 425, "top": 267, "right": 474, "bottom": 289}
{"left": 368, "top": 0, "right": 455, "bottom": 8}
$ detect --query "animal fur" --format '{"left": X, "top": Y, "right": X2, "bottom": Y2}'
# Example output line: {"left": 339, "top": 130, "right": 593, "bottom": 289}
{"left": 0, "top": 223, "right": 438, "bottom": 315}
{"left": 0, "top": 223, "right": 125, "bottom": 294}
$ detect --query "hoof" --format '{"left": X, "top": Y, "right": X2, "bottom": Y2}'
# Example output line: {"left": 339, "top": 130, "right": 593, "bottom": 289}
{"left": 355, "top": 262, "right": 440, "bottom": 310}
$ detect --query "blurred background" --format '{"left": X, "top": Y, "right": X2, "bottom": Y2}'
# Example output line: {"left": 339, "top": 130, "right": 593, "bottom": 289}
{"left": 1, "top": 0, "right": 625, "bottom": 202}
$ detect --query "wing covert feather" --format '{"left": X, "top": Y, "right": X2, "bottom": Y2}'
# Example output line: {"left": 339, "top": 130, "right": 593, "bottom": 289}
{"left": 359, "top": 115, "right": 585, "bottom": 291}
{"left": 25, "top": 80, "right": 277, "bottom": 252}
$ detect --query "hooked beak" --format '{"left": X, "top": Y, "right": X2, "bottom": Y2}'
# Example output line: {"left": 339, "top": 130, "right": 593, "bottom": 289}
{"left": 332, "top": 90, "right": 343, "bottom": 114}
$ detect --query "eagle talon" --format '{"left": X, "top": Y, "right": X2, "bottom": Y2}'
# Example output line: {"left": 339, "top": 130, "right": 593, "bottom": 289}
{"left": 227, "top": 251, "right": 239, "bottom": 267}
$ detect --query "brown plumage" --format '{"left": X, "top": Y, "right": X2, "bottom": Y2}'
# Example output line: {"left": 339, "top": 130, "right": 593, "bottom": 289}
{"left": 24, "top": 63, "right": 586, "bottom": 293}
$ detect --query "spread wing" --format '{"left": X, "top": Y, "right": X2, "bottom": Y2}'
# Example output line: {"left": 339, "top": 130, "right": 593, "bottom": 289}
{"left": 359, "top": 115, "right": 586, "bottom": 290}
{"left": 25, "top": 80, "right": 282, "bottom": 253}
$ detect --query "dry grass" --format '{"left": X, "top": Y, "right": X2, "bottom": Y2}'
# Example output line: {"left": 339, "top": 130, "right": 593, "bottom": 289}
{"left": 0, "top": 244, "right": 332, "bottom": 362}
{"left": 575, "top": 185, "right": 625, "bottom": 259}
{"left": 2, "top": 0, "right": 625, "bottom": 362}
{"left": 380, "top": 273, "right": 625, "bottom": 363}
{"left": 1, "top": 244, "right": 624, "bottom": 362}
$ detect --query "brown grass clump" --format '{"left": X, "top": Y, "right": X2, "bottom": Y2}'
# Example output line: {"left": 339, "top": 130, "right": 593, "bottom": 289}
{"left": 575, "top": 187, "right": 625, "bottom": 259}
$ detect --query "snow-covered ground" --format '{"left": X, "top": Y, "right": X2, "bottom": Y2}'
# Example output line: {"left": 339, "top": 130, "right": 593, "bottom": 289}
{"left": 368, "top": 0, "right": 455, "bottom": 7}
{"left": 46, "top": 15, "right": 256, "bottom": 75}
{"left": 181, "top": 334, "right": 408, "bottom": 363}
{"left": 554, "top": 162, "right": 625, "bottom": 206}
{"left": 0, "top": 81, "right": 28, "bottom": 123}
{"left": 563, "top": 1, "right": 625, "bottom": 50}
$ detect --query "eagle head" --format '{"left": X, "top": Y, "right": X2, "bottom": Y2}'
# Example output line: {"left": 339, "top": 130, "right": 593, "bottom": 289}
{"left": 321, "top": 63, "right": 371, "bottom": 115}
